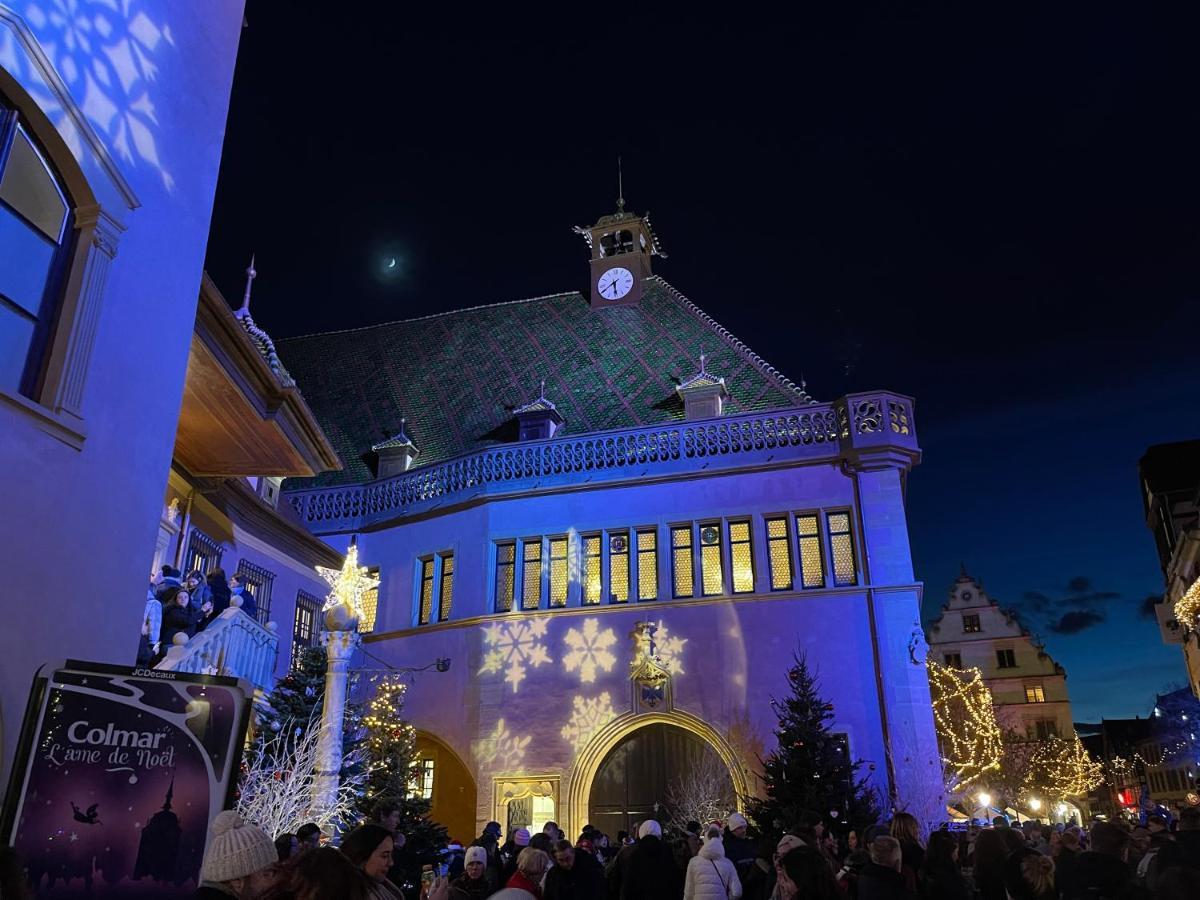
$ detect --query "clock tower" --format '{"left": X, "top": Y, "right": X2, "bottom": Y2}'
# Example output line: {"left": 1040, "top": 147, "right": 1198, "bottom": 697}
{"left": 574, "top": 178, "right": 666, "bottom": 308}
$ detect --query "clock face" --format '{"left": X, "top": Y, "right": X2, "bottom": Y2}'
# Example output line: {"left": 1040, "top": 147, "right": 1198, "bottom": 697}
{"left": 597, "top": 267, "right": 634, "bottom": 300}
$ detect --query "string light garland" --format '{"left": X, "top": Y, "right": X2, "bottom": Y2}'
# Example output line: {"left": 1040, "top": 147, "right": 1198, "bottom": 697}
{"left": 927, "top": 661, "right": 1003, "bottom": 795}
{"left": 1175, "top": 578, "right": 1200, "bottom": 632}
{"left": 1030, "top": 735, "right": 1104, "bottom": 800}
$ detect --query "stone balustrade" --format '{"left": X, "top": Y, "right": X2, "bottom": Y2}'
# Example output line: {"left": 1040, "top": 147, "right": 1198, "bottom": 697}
{"left": 158, "top": 600, "right": 279, "bottom": 692}
{"left": 285, "top": 392, "right": 919, "bottom": 535}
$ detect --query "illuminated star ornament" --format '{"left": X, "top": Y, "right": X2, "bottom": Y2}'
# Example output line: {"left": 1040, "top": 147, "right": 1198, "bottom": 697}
{"left": 316, "top": 543, "right": 380, "bottom": 617}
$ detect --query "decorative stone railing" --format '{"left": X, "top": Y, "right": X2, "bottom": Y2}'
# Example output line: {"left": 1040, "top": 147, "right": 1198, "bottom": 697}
{"left": 158, "top": 601, "right": 279, "bottom": 693}
{"left": 287, "top": 391, "right": 918, "bottom": 535}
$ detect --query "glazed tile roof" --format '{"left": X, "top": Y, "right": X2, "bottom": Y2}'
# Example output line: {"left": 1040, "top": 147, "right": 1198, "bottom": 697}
{"left": 278, "top": 275, "right": 811, "bottom": 489}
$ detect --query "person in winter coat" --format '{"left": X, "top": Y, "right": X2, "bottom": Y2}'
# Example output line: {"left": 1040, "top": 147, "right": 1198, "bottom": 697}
{"left": 1062, "top": 822, "right": 1147, "bottom": 900}
{"left": 920, "top": 831, "right": 970, "bottom": 900}
{"left": 155, "top": 566, "right": 183, "bottom": 602}
{"left": 1002, "top": 848, "right": 1055, "bottom": 900}
{"left": 502, "top": 828, "right": 532, "bottom": 886}
{"left": 774, "top": 846, "right": 840, "bottom": 900}
{"left": 855, "top": 837, "right": 913, "bottom": 900}
{"left": 684, "top": 827, "right": 742, "bottom": 900}
{"left": 230, "top": 574, "right": 258, "bottom": 621}
{"left": 723, "top": 814, "right": 758, "bottom": 880}
{"left": 449, "top": 846, "right": 493, "bottom": 900}
{"left": 205, "top": 567, "right": 233, "bottom": 621}
{"left": 159, "top": 587, "right": 199, "bottom": 659}
{"left": 193, "top": 811, "right": 279, "bottom": 899}
{"left": 970, "top": 828, "right": 1009, "bottom": 900}
{"left": 887, "top": 813, "right": 924, "bottom": 895}
{"left": 1148, "top": 807, "right": 1200, "bottom": 889}
{"left": 340, "top": 824, "right": 411, "bottom": 900}
{"left": 545, "top": 839, "right": 604, "bottom": 900}
{"left": 185, "top": 570, "right": 213, "bottom": 619}
{"left": 493, "top": 847, "right": 550, "bottom": 899}
{"left": 619, "top": 821, "right": 682, "bottom": 900}
{"left": 138, "top": 584, "right": 162, "bottom": 666}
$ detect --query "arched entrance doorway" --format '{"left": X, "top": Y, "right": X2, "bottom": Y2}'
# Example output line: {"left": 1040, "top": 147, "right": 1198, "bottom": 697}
{"left": 413, "top": 732, "right": 477, "bottom": 844}
{"left": 587, "top": 723, "right": 735, "bottom": 838}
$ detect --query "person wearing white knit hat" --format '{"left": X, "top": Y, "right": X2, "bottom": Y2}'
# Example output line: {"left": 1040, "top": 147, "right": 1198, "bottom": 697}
{"left": 195, "top": 810, "right": 279, "bottom": 899}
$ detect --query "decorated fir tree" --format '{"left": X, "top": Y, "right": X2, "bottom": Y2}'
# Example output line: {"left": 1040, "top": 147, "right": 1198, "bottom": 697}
{"left": 748, "top": 651, "right": 879, "bottom": 838}
{"left": 355, "top": 674, "right": 448, "bottom": 850}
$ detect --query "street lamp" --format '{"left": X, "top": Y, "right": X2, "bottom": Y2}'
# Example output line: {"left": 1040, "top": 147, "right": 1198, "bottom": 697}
{"left": 1029, "top": 798, "right": 1042, "bottom": 812}
{"left": 977, "top": 792, "right": 992, "bottom": 810}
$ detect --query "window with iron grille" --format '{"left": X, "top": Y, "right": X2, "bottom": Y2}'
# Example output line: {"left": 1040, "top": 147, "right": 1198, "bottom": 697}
{"left": 609, "top": 532, "right": 629, "bottom": 603}
{"left": 548, "top": 538, "right": 568, "bottom": 608}
{"left": 438, "top": 554, "right": 454, "bottom": 621}
{"left": 522, "top": 540, "right": 543, "bottom": 610}
{"left": 766, "top": 518, "right": 792, "bottom": 590}
{"left": 671, "top": 526, "right": 694, "bottom": 598}
{"left": 495, "top": 543, "right": 515, "bottom": 612}
{"left": 418, "top": 557, "right": 435, "bottom": 624}
{"left": 581, "top": 534, "right": 602, "bottom": 605}
{"left": 795, "top": 514, "right": 825, "bottom": 589}
{"left": 184, "top": 529, "right": 223, "bottom": 578}
{"left": 729, "top": 521, "right": 754, "bottom": 593}
{"left": 635, "top": 530, "right": 658, "bottom": 601}
{"left": 235, "top": 560, "right": 275, "bottom": 625}
{"left": 826, "top": 511, "right": 858, "bottom": 587}
{"left": 996, "top": 648, "right": 1016, "bottom": 669}
{"left": 700, "top": 524, "right": 723, "bottom": 596}
{"left": 291, "top": 590, "right": 321, "bottom": 670}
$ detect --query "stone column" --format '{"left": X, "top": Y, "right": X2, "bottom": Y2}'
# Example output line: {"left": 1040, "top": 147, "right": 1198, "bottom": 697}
{"left": 311, "top": 620, "right": 361, "bottom": 820}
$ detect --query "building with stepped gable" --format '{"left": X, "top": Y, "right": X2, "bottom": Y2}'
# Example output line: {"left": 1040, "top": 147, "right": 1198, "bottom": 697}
{"left": 276, "top": 199, "right": 944, "bottom": 841}
{"left": 927, "top": 571, "right": 1076, "bottom": 741}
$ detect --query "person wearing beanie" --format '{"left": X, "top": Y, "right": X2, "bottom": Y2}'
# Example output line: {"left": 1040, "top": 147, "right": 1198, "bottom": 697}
{"left": 450, "top": 845, "right": 494, "bottom": 900}
{"left": 619, "top": 820, "right": 681, "bottom": 900}
{"left": 723, "top": 812, "right": 757, "bottom": 880}
{"left": 195, "top": 810, "right": 279, "bottom": 899}
{"left": 501, "top": 827, "right": 532, "bottom": 885}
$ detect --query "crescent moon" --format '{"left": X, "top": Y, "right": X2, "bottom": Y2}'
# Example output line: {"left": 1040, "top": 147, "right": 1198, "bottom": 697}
{"left": 386, "top": 257, "right": 397, "bottom": 270}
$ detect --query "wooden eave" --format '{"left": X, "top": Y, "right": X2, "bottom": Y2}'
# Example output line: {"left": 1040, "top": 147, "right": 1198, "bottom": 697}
{"left": 172, "top": 275, "right": 342, "bottom": 478}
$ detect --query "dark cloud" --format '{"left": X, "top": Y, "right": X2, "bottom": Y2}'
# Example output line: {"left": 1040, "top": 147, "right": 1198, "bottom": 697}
{"left": 1066, "top": 576, "right": 1092, "bottom": 593}
{"left": 1049, "top": 610, "right": 1106, "bottom": 635}
{"left": 1062, "top": 590, "right": 1121, "bottom": 607}
{"left": 1139, "top": 594, "right": 1161, "bottom": 620}
{"left": 1023, "top": 590, "right": 1052, "bottom": 610}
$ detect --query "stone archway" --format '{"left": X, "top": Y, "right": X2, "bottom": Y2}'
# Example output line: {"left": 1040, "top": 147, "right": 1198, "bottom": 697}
{"left": 565, "top": 710, "right": 748, "bottom": 836}
{"left": 413, "top": 731, "right": 477, "bottom": 843}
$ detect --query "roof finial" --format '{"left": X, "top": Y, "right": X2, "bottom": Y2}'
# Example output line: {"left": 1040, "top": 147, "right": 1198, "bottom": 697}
{"left": 539, "top": 378, "right": 546, "bottom": 400}
{"left": 239, "top": 253, "right": 257, "bottom": 313}
{"left": 699, "top": 349, "right": 707, "bottom": 374}
{"left": 616, "top": 156, "right": 625, "bottom": 213}
{"left": 959, "top": 561, "right": 968, "bottom": 577}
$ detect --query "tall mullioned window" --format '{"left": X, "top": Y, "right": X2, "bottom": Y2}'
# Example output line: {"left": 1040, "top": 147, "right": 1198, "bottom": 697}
{"left": 438, "top": 554, "right": 454, "bottom": 621}
{"left": 826, "top": 511, "right": 858, "bottom": 587}
{"left": 637, "top": 530, "right": 658, "bottom": 600}
{"left": 548, "top": 538, "right": 568, "bottom": 607}
{"left": 291, "top": 591, "right": 321, "bottom": 670}
{"left": 672, "top": 526, "right": 694, "bottom": 598}
{"left": 609, "top": 532, "right": 630, "bottom": 603}
{"left": 766, "top": 517, "right": 792, "bottom": 590}
{"left": 359, "top": 566, "right": 380, "bottom": 633}
{"left": 418, "top": 557, "right": 435, "bottom": 624}
{"left": 582, "top": 534, "right": 602, "bottom": 605}
{"left": 795, "top": 514, "right": 824, "bottom": 588}
{"left": 700, "top": 524, "right": 723, "bottom": 596}
{"left": 522, "top": 540, "right": 543, "bottom": 610}
{"left": 495, "top": 543, "right": 515, "bottom": 612}
{"left": 729, "top": 521, "right": 754, "bottom": 593}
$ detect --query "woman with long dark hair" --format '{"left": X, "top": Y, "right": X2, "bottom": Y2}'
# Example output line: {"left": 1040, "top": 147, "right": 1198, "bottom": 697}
{"left": 340, "top": 825, "right": 406, "bottom": 900}
{"left": 921, "top": 831, "right": 970, "bottom": 900}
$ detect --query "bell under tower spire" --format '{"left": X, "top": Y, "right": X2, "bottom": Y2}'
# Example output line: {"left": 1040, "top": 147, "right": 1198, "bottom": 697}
{"left": 573, "top": 165, "right": 666, "bottom": 309}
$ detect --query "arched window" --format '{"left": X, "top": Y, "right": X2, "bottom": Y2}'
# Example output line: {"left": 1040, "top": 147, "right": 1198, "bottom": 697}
{"left": 0, "top": 94, "right": 72, "bottom": 398}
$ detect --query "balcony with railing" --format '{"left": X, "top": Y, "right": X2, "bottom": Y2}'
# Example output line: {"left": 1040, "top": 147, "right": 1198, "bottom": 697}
{"left": 157, "top": 597, "right": 279, "bottom": 693}
{"left": 285, "top": 392, "right": 920, "bottom": 535}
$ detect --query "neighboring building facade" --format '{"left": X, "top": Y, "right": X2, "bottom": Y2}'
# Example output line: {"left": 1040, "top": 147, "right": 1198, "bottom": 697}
{"left": 927, "top": 572, "right": 1075, "bottom": 741}
{"left": 1137, "top": 688, "right": 1200, "bottom": 814}
{"left": 1077, "top": 718, "right": 1152, "bottom": 821}
{"left": 150, "top": 272, "right": 344, "bottom": 688}
{"left": 279, "top": 201, "right": 945, "bottom": 839}
{"left": 1139, "top": 441, "right": 1200, "bottom": 699}
{"left": 0, "top": 2, "right": 245, "bottom": 792}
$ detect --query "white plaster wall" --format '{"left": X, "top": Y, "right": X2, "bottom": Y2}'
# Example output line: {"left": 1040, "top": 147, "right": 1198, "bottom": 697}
{"left": 0, "top": 1, "right": 245, "bottom": 792}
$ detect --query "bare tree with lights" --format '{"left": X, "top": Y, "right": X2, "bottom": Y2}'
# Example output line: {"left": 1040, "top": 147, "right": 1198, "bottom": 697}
{"left": 664, "top": 751, "right": 735, "bottom": 833}
{"left": 926, "top": 661, "right": 1003, "bottom": 798}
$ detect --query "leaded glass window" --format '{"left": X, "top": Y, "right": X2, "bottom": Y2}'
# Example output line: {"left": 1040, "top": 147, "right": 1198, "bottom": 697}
{"left": 582, "top": 534, "right": 602, "bottom": 605}
{"left": 672, "top": 526, "right": 694, "bottom": 598}
{"left": 700, "top": 524, "right": 723, "bottom": 596}
{"left": 291, "top": 590, "right": 321, "bottom": 670}
{"left": 826, "top": 511, "right": 858, "bottom": 587}
{"left": 729, "top": 521, "right": 754, "bottom": 593}
{"left": 438, "top": 554, "right": 454, "bottom": 621}
{"left": 637, "top": 530, "right": 657, "bottom": 601}
{"left": 418, "top": 557, "right": 435, "bottom": 624}
{"left": 766, "top": 517, "right": 792, "bottom": 590}
{"left": 359, "top": 567, "right": 380, "bottom": 633}
{"left": 522, "top": 540, "right": 543, "bottom": 610}
{"left": 609, "top": 532, "right": 629, "bottom": 603}
{"left": 795, "top": 514, "right": 825, "bottom": 588}
{"left": 495, "top": 543, "right": 515, "bottom": 612}
{"left": 549, "top": 537, "right": 568, "bottom": 607}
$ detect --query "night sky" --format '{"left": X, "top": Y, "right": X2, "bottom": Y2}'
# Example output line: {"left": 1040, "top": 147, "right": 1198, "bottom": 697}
{"left": 206, "top": 6, "right": 1200, "bottom": 721}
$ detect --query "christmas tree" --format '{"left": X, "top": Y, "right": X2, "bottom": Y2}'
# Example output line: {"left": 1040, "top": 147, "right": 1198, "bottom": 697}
{"left": 748, "top": 651, "right": 879, "bottom": 838}
{"left": 355, "top": 674, "right": 448, "bottom": 850}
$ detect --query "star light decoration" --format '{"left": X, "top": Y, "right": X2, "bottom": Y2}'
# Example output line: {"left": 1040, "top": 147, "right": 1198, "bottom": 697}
{"left": 316, "top": 543, "right": 379, "bottom": 619}
{"left": 562, "top": 619, "right": 618, "bottom": 684}
{"left": 926, "top": 660, "right": 1003, "bottom": 796}
{"left": 479, "top": 619, "right": 552, "bottom": 693}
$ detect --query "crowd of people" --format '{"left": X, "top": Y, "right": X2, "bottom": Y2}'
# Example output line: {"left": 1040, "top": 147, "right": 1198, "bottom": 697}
{"left": 137, "top": 564, "right": 259, "bottom": 666}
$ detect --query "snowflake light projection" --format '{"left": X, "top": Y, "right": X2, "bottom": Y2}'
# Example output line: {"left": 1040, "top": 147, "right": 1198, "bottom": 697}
{"left": 652, "top": 620, "right": 687, "bottom": 676}
{"left": 478, "top": 618, "right": 552, "bottom": 693}
{"left": 561, "top": 692, "right": 617, "bottom": 754}
{"left": 562, "top": 618, "right": 617, "bottom": 684}
{"left": 0, "top": 1, "right": 179, "bottom": 191}
{"left": 473, "top": 719, "right": 531, "bottom": 772}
